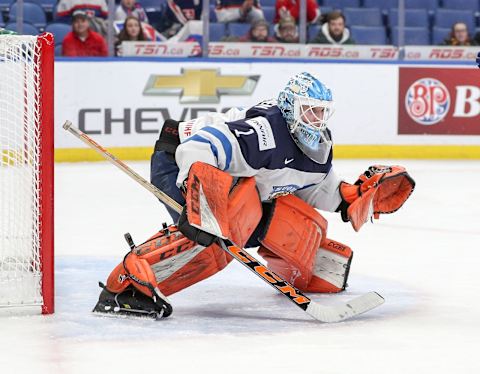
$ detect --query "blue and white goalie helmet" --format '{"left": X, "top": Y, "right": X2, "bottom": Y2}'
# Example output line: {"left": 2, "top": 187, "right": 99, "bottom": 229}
{"left": 278, "top": 72, "right": 335, "bottom": 163}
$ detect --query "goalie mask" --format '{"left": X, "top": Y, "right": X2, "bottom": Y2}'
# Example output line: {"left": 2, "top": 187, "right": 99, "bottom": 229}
{"left": 277, "top": 72, "right": 335, "bottom": 164}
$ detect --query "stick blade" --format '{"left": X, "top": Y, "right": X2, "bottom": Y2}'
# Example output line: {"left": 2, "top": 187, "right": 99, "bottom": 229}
{"left": 305, "top": 292, "right": 385, "bottom": 323}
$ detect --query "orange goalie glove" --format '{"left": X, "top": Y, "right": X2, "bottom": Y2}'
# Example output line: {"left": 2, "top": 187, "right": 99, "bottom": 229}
{"left": 338, "top": 165, "right": 415, "bottom": 232}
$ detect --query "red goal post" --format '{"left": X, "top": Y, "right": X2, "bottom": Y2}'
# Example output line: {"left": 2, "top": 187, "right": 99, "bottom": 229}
{"left": 0, "top": 32, "right": 54, "bottom": 314}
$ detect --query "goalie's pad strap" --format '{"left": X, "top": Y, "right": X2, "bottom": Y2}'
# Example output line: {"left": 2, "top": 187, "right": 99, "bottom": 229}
{"left": 258, "top": 194, "right": 327, "bottom": 290}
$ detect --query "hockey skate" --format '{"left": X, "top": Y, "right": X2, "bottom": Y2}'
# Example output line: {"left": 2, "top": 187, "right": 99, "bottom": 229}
{"left": 92, "top": 282, "right": 172, "bottom": 320}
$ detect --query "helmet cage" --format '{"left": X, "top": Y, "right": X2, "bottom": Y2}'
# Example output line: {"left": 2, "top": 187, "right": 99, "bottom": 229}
{"left": 290, "top": 95, "right": 335, "bottom": 148}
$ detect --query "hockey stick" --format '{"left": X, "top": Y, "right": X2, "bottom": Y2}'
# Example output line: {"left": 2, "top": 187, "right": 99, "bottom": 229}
{"left": 63, "top": 120, "right": 384, "bottom": 322}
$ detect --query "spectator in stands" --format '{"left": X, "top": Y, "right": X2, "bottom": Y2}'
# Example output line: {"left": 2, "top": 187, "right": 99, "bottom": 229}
{"left": 215, "top": 0, "right": 264, "bottom": 24}
{"left": 237, "top": 19, "right": 276, "bottom": 42}
{"left": 274, "top": 15, "right": 299, "bottom": 43}
{"left": 56, "top": 0, "right": 109, "bottom": 36}
{"left": 274, "top": 0, "right": 320, "bottom": 25}
{"left": 62, "top": 10, "right": 108, "bottom": 57}
{"left": 310, "top": 11, "right": 354, "bottom": 45}
{"left": 115, "top": 16, "right": 148, "bottom": 56}
{"left": 114, "top": 0, "right": 149, "bottom": 23}
{"left": 160, "top": 0, "right": 203, "bottom": 38}
{"left": 442, "top": 22, "right": 477, "bottom": 46}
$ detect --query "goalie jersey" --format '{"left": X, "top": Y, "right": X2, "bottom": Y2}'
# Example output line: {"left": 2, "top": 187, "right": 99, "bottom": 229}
{"left": 175, "top": 100, "right": 343, "bottom": 212}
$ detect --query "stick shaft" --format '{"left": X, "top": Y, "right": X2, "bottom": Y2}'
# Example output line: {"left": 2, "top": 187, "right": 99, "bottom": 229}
{"left": 62, "top": 121, "right": 182, "bottom": 213}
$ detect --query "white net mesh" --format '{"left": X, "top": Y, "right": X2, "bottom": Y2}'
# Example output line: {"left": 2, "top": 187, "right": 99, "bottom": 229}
{"left": 0, "top": 35, "right": 43, "bottom": 307}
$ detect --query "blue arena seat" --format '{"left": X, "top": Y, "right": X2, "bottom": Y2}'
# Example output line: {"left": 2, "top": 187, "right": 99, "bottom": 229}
{"left": 5, "top": 22, "right": 40, "bottom": 35}
{"left": 45, "top": 22, "right": 71, "bottom": 46}
{"left": 37, "top": 0, "right": 57, "bottom": 12}
{"left": 138, "top": 0, "right": 163, "bottom": 12}
{"left": 210, "top": 5, "right": 217, "bottom": 22}
{"left": 344, "top": 7, "right": 383, "bottom": 26}
{"left": 388, "top": 9, "right": 429, "bottom": 27}
{"left": 9, "top": 2, "right": 47, "bottom": 29}
{"left": 262, "top": 6, "right": 275, "bottom": 23}
{"left": 261, "top": 0, "right": 277, "bottom": 7}
{"left": 363, "top": 0, "right": 398, "bottom": 11}
{"left": 442, "top": 0, "right": 479, "bottom": 12}
{"left": 391, "top": 26, "right": 430, "bottom": 45}
{"left": 228, "top": 22, "right": 250, "bottom": 37}
{"left": 350, "top": 25, "right": 387, "bottom": 44}
{"left": 435, "top": 9, "right": 475, "bottom": 34}
{"left": 0, "top": 0, "right": 10, "bottom": 11}
{"left": 320, "top": 6, "right": 333, "bottom": 15}
{"left": 405, "top": 0, "right": 438, "bottom": 9}
{"left": 432, "top": 26, "right": 451, "bottom": 44}
{"left": 55, "top": 44, "right": 63, "bottom": 57}
{"left": 322, "top": 0, "right": 360, "bottom": 10}
{"left": 308, "top": 24, "right": 321, "bottom": 42}
{"left": 209, "top": 22, "right": 226, "bottom": 42}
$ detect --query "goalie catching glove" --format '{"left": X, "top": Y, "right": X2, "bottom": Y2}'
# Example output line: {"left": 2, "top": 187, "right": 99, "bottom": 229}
{"left": 338, "top": 165, "right": 415, "bottom": 231}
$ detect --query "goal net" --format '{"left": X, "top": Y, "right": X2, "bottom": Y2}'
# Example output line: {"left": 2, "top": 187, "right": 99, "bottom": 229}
{"left": 0, "top": 33, "right": 54, "bottom": 314}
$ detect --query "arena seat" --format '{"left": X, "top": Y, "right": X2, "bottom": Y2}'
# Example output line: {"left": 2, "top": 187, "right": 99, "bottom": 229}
{"left": 350, "top": 25, "right": 387, "bottom": 44}
{"left": 322, "top": 0, "right": 360, "bottom": 10}
{"left": 37, "top": 0, "right": 57, "bottom": 12}
{"left": 391, "top": 26, "right": 430, "bottom": 45}
{"left": 5, "top": 22, "right": 40, "bottom": 35}
{"left": 320, "top": 6, "right": 333, "bottom": 15}
{"left": 442, "top": 0, "right": 479, "bottom": 12}
{"left": 344, "top": 8, "right": 383, "bottom": 27}
{"left": 9, "top": 2, "right": 47, "bottom": 29}
{"left": 228, "top": 23, "right": 250, "bottom": 38}
{"left": 0, "top": 0, "right": 10, "bottom": 12}
{"left": 210, "top": 5, "right": 217, "bottom": 22}
{"left": 209, "top": 23, "right": 226, "bottom": 42}
{"left": 139, "top": 0, "right": 163, "bottom": 12}
{"left": 262, "top": 6, "right": 275, "bottom": 23}
{"left": 405, "top": 0, "right": 438, "bottom": 9}
{"left": 435, "top": 9, "right": 475, "bottom": 33}
{"left": 363, "top": 0, "right": 398, "bottom": 12}
{"left": 55, "top": 44, "right": 63, "bottom": 57}
{"left": 308, "top": 24, "right": 321, "bottom": 42}
{"left": 432, "top": 26, "right": 450, "bottom": 44}
{"left": 261, "top": 0, "right": 276, "bottom": 7}
{"left": 45, "top": 22, "right": 71, "bottom": 46}
{"left": 388, "top": 9, "right": 429, "bottom": 27}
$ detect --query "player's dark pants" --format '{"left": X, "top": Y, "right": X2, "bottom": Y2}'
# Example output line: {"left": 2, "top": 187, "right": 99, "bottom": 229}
{"left": 150, "top": 150, "right": 185, "bottom": 223}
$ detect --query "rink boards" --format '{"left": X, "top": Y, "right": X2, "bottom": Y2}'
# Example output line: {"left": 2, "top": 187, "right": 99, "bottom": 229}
{"left": 53, "top": 59, "right": 480, "bottom": 161}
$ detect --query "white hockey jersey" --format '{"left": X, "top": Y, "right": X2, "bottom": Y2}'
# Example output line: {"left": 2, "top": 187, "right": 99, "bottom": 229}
{"left": 174, "top": 99, "right": 343, "bottom": 212}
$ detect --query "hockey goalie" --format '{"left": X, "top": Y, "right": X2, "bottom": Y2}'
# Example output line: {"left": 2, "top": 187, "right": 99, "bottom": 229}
{"left": 93, "top": 72, "right": 415, "bottom": 319}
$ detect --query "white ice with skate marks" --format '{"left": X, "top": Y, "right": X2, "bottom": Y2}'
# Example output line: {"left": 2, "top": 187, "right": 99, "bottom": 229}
{"left": 1, "top": 160, "right": 480, "bottom": 374}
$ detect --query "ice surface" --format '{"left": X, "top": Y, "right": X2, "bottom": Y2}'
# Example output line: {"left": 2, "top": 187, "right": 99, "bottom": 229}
{"left": 1, "top": 160, "right": 479, "bottom": 374}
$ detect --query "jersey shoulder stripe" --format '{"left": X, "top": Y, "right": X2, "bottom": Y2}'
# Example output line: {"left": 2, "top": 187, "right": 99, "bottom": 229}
{"left": 183, "top": 134, "right": 220, "bottom": 165}
{"left": 200, "top": 126, "right": 233, "bottom": 170}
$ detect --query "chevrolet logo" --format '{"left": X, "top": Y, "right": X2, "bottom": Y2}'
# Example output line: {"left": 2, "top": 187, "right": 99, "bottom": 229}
{"left": 143, "top": 69, "right": 259, "bottom": 104}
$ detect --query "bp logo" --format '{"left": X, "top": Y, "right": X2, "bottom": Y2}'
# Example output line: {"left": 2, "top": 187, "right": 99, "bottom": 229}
{"left": 405, "top": 78, "right": 450, "bottom": 125}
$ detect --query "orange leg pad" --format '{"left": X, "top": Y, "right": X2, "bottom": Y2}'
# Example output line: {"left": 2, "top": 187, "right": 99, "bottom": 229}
{"left": 104, "top": 226, "right": 233, "bottom": 298}
{"left": 258, "top": 195, "right": 327, "bottom": 290}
